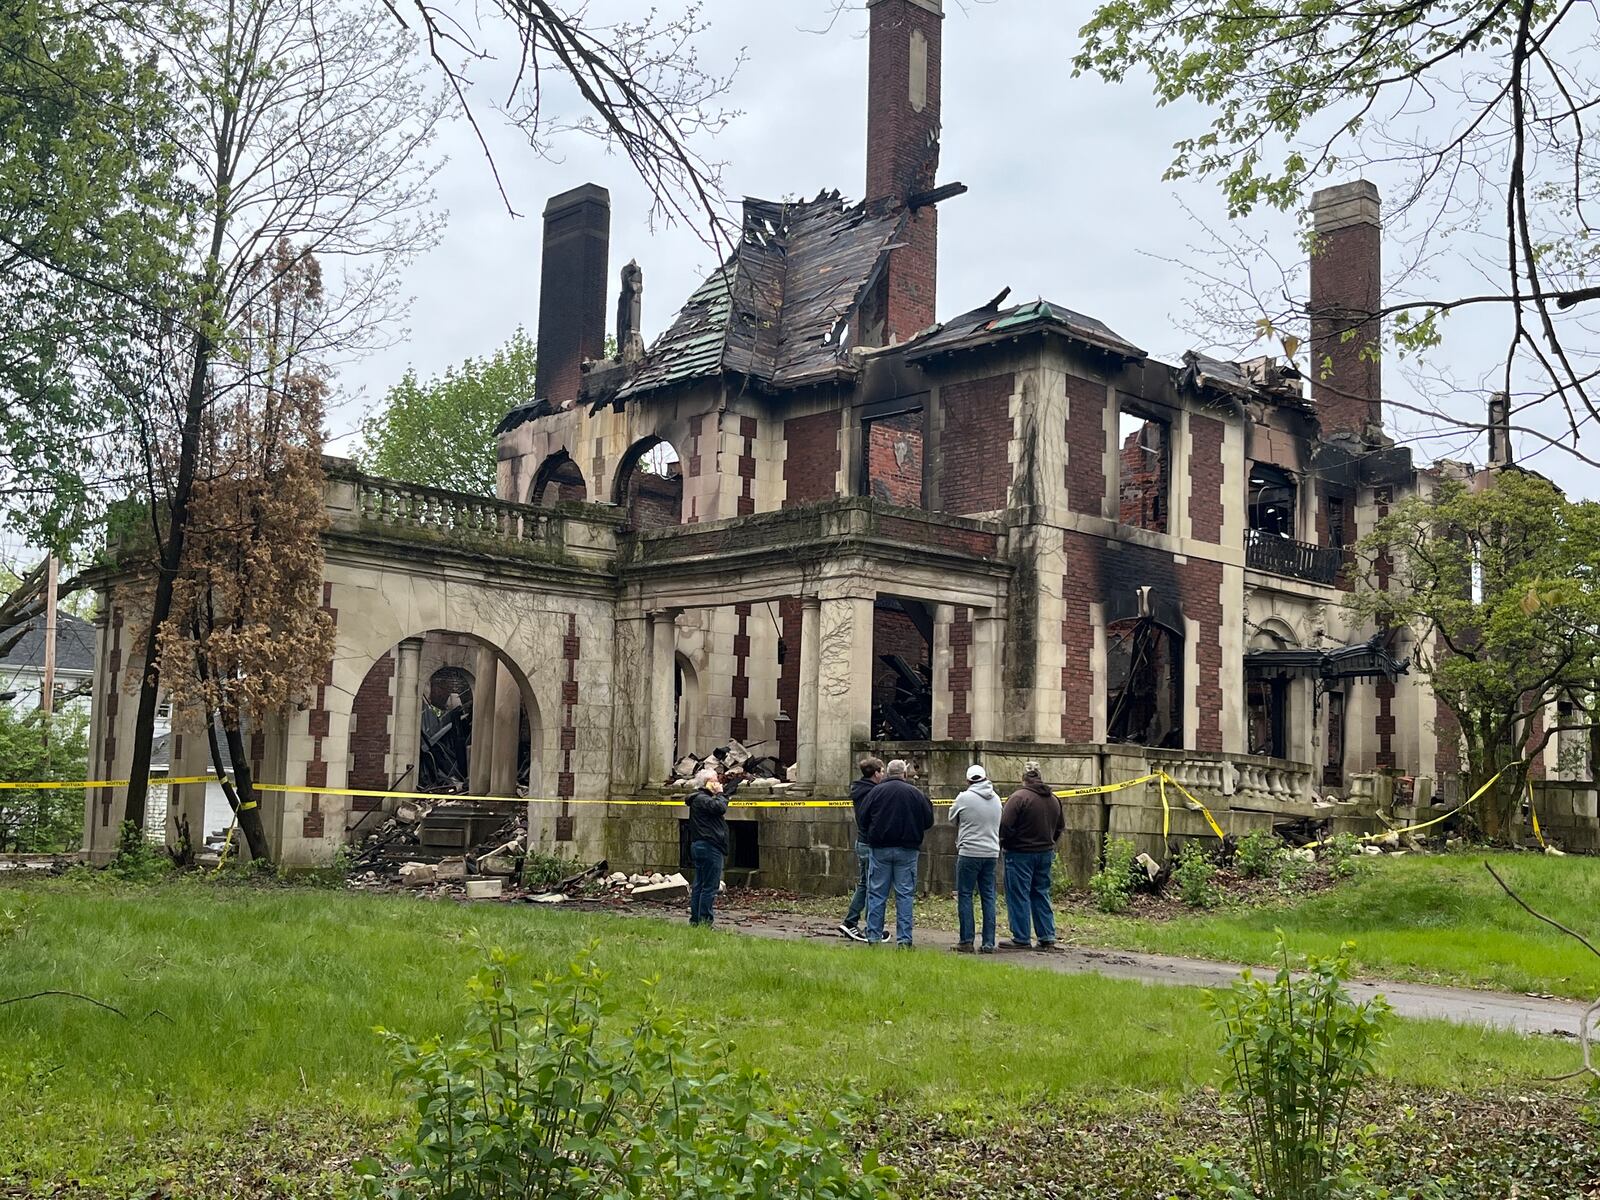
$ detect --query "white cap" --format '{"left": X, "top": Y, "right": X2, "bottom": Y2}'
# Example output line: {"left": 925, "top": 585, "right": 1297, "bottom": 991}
{"left": 966, "top": 764, "right": 986, "bottom": 782}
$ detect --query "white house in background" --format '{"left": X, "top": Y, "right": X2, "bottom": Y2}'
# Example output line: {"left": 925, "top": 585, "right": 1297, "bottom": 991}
{"left": 0, "top": 610, "right": 95, "bottom": 712}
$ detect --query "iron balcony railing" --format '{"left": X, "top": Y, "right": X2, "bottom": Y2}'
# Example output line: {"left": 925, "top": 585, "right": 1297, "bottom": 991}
{"left": 1245, "top": 528, "right": 1345, "bottom": 585}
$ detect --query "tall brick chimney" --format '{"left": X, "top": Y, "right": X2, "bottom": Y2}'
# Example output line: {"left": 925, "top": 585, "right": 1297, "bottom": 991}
{"left": 536, "top": 183, "right": 610, "bottom": 409}
{"left": 1308, "top": 180, "right": 1383, "bottom": 440}
{"left": 866, "top": 0, "right": 942, "bottom": 342}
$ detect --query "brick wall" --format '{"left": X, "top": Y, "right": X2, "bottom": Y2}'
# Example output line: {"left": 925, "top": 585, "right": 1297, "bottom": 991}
{"left": 1064, "top": 375, "right": 1106, "bottom": 517}
{"left": 1188, "top": 415, "right": 1224, "bottom": 542}
{"left": 947, "top": 606, "right": 972, "bottom": 739}
{"left": 559, "top": 614, "right": 578, "bottom": 797}
{"left": 782, "top": 411, "right": 840, "bottom": 508}
{"left": 939, "top": 373, "right": 1013, "bottom": 514}
{"left": 348, "top": 651, "right": 394, "bottom": 802}
{"left": 1373, "top": 487, "right": 1394, "bottom": 767}
{"left": 731, "top": 603, "right": 751, "bottom": 742}
{"left": 1061, "top": 576, "right": 1094, "bottom": 742}
{"left": 865, "top": 410, "right": 925, "bottom": 507}
{"left": 302, "top": 581, "right": 338, "bottom": 839}
{"left": 628, "top": 468, "right": 682, "bottom": 529}
{"left": 1117, "top": 421, "right": 1167, "bottom": 532}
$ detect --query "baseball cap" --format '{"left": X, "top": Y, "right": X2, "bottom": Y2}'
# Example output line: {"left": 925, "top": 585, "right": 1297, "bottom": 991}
{"left": 966, "top": 764, "right": 986, "bottom": 782}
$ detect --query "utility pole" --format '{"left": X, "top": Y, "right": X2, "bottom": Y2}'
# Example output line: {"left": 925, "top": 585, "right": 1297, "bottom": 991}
{"left": 40, "top": 554, "right": 57, "bottom": 716}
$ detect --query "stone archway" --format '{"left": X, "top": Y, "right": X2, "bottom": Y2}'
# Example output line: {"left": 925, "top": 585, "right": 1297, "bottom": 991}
{"left": 611, "top": 435, "right": 684, "bottom": 528}
{"left": 529, "top": 449, "right": 588, "bottom": 506}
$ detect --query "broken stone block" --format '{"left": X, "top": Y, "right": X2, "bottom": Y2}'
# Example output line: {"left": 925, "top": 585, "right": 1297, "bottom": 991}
{"left": 395, "top": 801, "right": 423, "bottom": 824}
{"left": 399, "top": 861, "right": 437, "bottom": 886}
{"left": 466, "top": 878, "right": 503, "bottom": 900}
{"left": 1288, "top": 847, "right": 1316, "bottom": 863}
{"left": 479, "top": 852, "right": 519, "bottom": 876}
{"left": 786, "top": 764, "right": 799, "bottom": 782}
{"left": 723, "top": 739, "right": 751, "bottom": 768}
{"left": 436, "top": 856, "right": 467, "bottom": 881}
{"left": 608, "top": 871, "right": 628, "bottom": 885}
{"left": 631, "top": 871, "right": 690, "bottom": 900}
{"left": 673, "top": 755, "right": 700, "bottom": 778}
{"left": 528, "top": 891, "right": 567, "bottom": 903}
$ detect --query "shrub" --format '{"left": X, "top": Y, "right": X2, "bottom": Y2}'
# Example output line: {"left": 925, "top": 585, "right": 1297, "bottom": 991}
{"left": 105, "top": 821, "right": 172, "bottom": 883}
{"left": 1188, "top": 938, "right": 1392, "bottom": 1200}
{"left": 1089, "top": 835, "right": 1139, "bottom": 913}
{"left": 522, "top": 848, "right": 582, "bottom": 889}
{"left": 1323, "top": 833, "right": 1368, "bottom": 880}
{"left": 1235, "top": 829, "right": 1285, "bottom": 880}
{"left": 360, "top": 940, "right": 896, "bottom": 1200}
{"left": 1173, "top": 843, "right": 1220, "bottom": 909}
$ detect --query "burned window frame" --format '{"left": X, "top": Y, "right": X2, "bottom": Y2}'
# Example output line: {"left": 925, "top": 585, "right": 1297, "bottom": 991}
{"left": 1115, "top": 397, "right": 1173, "bottom": 534}
{"left": 1105, "top": 614, "right": 1185, "bottom": 749}
{"left": 1245, "top": 675, "right": 1290, "bottom": 759}
{"left": 1248, "top": 462, "right": 1299, "bottom": 538}
{"left": 858, "top": 394, "right": 928, "bottom": 510}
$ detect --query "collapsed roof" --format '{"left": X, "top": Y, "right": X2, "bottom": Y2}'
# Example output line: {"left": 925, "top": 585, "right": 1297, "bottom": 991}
{"left": 616, "top": 192, "right": 906, "bottom": 401}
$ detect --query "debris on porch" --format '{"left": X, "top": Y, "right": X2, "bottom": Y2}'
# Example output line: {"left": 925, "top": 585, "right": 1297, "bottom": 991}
{"left": 665, "top": 738, "right": 795, "bottom": 790}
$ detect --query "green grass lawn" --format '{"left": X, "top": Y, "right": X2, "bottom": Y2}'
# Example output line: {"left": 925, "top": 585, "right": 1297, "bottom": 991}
{"left": 757, "top": 851, "right": 1600, "bottom": 1000}
{"left": 0, "top": 873, "right": 1584, "bottom": 1193}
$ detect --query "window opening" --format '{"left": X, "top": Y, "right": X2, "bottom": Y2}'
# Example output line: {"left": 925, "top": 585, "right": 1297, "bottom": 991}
{"left": 860, "top": 407, "right": 925, "bottom": 508}
{"left": 1323, "top": 690, "right": 1345, "bottom": 787}
{"left": 1105, "top": 616, "right": 1183, "bottom": 748}
{"left": 1117, "top": 406, "right": 1170, "bottom": 532}
{"left": 1248, "top": 464, "right": 1298, "bottom": 537}
{"left": 1246, "top": 676, "right": 1289, "bottom": 759}
{"left": 1326, "top": 495, "right": 1347, "bottom": 548}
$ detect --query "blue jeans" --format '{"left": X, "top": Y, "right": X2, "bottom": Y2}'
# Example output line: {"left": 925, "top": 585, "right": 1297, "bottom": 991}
{"left": 866, "top": 845, "right": 919, "bottom": 946}
{"left": 1004, "top": 849, "right": 1057, "bottom": 945}
{"left": 843, "top": 840, "right": 871, "bottom": 927}
{"left": 956, "top": 855, "right": 998, "bottom": 949}
{"left": 689, "top": 840, "right": 724, "bottom": 926}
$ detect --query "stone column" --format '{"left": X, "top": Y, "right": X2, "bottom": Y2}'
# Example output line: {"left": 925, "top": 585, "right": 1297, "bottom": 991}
{"left": 796, "top": 597, "right": 822, "bottom": 782}
{"left": 468, "top": 643, "right": 499, "bottom": 795}
{"left": 971, "top": 610, "right": 1002, "bottom": 742}
{"left": 168, "top": 707, "right": 211, "bottom": 853}
{"left": 490, "top": 664, "right": 520, "bottom": 795}
{"left": 814, "top": 595, "right": 875, "bottom": 789}
{"left": 390, "top": 637, "right": 424, "bottom": 794}
{"left": 646, "top": 610, "right": 679, "bottom": 784}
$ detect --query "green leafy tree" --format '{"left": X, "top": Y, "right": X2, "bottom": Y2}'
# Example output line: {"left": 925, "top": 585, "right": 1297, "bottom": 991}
{"left": 358, "top": 329, "right": 536, "bottom": 496}
{"left": 1075, "top": 0, "right": 1600, "bottom": 467}
{"left": 1350, "top": 471, "right": 1600, "bottom": 841}
{"left": 0, "top": 0, "right": 184, "bottom": 551}
{"left": 0, "top": 704, "right": 90, "bottom": 853}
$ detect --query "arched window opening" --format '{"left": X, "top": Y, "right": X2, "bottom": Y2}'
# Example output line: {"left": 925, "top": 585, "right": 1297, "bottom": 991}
{"left": 613, "top": 436, "right": 684, "bottom": 528}
{"left": 530, "top": 451, "right": 587, "bottom": 506}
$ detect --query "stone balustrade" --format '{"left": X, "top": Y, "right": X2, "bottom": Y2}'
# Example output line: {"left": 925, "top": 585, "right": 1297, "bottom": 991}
{"left": 353, "top": 475, "right": 557, "bottom": 546}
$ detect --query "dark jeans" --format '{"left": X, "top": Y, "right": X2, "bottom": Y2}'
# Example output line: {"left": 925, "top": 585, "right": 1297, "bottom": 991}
{"left": 866, "top": 845, "right": 919, "bottom": 946}
{"left": 1004, "top": 849, "right": 1057, "bottom": 945}
{"left": 956, "top": 855, "right": 998, "bottom": 949}
{"left": 843, "top": 840, "right": 871, "bottom": 927}
{"left": 689, "top": 839, "right": 724, "bottom": 926}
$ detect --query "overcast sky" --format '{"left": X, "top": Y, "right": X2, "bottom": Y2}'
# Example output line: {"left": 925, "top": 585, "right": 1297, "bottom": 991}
{"left": 325, "top": 0, "right": 1596, "bottom": 499}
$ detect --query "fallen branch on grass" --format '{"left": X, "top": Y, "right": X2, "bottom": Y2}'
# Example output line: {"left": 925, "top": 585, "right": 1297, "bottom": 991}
{"left": 0, "top": 990, "right": 127, "bottom": 1017}
{"left": 1485, "top": 861, "right": 1600, "bottom": 1084}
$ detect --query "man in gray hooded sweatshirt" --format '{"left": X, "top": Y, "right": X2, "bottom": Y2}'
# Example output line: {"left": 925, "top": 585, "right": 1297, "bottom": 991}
{"left": 947, "top": 763, "right": 1002, "bottom": 953}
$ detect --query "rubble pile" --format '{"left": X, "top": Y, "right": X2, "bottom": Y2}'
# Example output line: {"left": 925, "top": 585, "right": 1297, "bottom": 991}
{"left": 665, "top": 738, "right": 799, "bottom": 788}
{"left": 349, "top": 798, "right": 528, "bottom": 890}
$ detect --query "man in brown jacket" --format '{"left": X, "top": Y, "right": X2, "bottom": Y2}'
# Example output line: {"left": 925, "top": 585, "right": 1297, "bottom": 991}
{"left": 1000, "top": 762, "right": 1064, "bottom": 950}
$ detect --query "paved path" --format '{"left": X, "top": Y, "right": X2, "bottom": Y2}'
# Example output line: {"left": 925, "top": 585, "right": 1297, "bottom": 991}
{"left": 702, "top": 906, "right": 1592, "bottom": 1039}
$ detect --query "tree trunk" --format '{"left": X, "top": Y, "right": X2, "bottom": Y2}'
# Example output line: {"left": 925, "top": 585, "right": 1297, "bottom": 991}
{"left": 225, "top": 720, "right": 270, "bottom": 861}
{"left": 203, "top": 711, "right": 270, "bottom": 862}
{"left": 122, "top": 330, "right": 214, "bottom": 831}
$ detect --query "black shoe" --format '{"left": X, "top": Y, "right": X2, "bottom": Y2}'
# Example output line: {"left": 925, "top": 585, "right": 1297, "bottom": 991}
{"left": 953, "top": 942, "right": 975, "bottom": 954}
{"left": 896, "top": 942, "right": 914, "bottom": 950}
{"left": 979, "top": 946, "right": 997, "bottom": 955}
{"left": 839, "top": 923, "right": 867, "bottom": 943}
{"left": 1034, "top": 941, "right": 1057, "bottom": 952}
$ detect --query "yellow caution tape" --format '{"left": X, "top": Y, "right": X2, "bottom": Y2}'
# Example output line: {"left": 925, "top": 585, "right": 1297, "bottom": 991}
{"left": 1302, "top": 765, "right": 1513, "bottom": 850}
{"left": 0, "top": 775, "right": 214, "bottom": 790}
{"left": 1528, "top": 781, "right": 1547, "bottom": 850}
{"left": 1160, "top": 773, "right": 1229, "bottom": 841}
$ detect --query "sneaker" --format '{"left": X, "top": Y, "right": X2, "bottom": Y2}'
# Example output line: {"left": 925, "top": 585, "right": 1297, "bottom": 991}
{"left": 953, "top": 942, "right": 975, "bottom": 954}
{"left": 979, "top": 946, "right": 997, "bottom": 955}
{"left": 838, "top": 923, "right": 867, "bottom": 943}
{"left": 896, "top": 942, "right": 914, "bottom": 950}
{"left": 1034, "top": 941, "right": 1057, "bottom": 953}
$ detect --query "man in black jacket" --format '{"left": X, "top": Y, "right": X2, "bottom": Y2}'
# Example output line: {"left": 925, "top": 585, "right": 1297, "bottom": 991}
{"left": 1000, "top": 762, "right": 1065, "bottom": 949}
{"left": 685, "top": 767, "right": 741, "bottom": 926}
{"left": 857, "top": 759, "right": 934, "bottom": 947}
{"left": 838, "top": 755, "right": 884, "bottom": 942}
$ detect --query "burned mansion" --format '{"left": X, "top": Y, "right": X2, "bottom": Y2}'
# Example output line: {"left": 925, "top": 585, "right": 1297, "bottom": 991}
{"left": 80, "top": 0, "right": 1596, "bottom": 883}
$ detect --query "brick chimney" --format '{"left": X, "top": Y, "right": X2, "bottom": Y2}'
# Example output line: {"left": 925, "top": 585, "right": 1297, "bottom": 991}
{"left": 536, "top": 183, "right": 610, "bottom": 409}
{"left": 866, "top": 0, "right": 942, "bottom": 342}
{"left": 1308, "top": 180, "right": 1383, "bottom": 440}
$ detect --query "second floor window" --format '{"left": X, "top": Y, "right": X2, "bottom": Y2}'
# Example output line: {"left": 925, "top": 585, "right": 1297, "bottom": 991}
{"left": 1117, "top": 405, "right": 1170, "bottom": 533}
{"left": 1248, "top": 464, "right": 1298, "bottom": 537}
